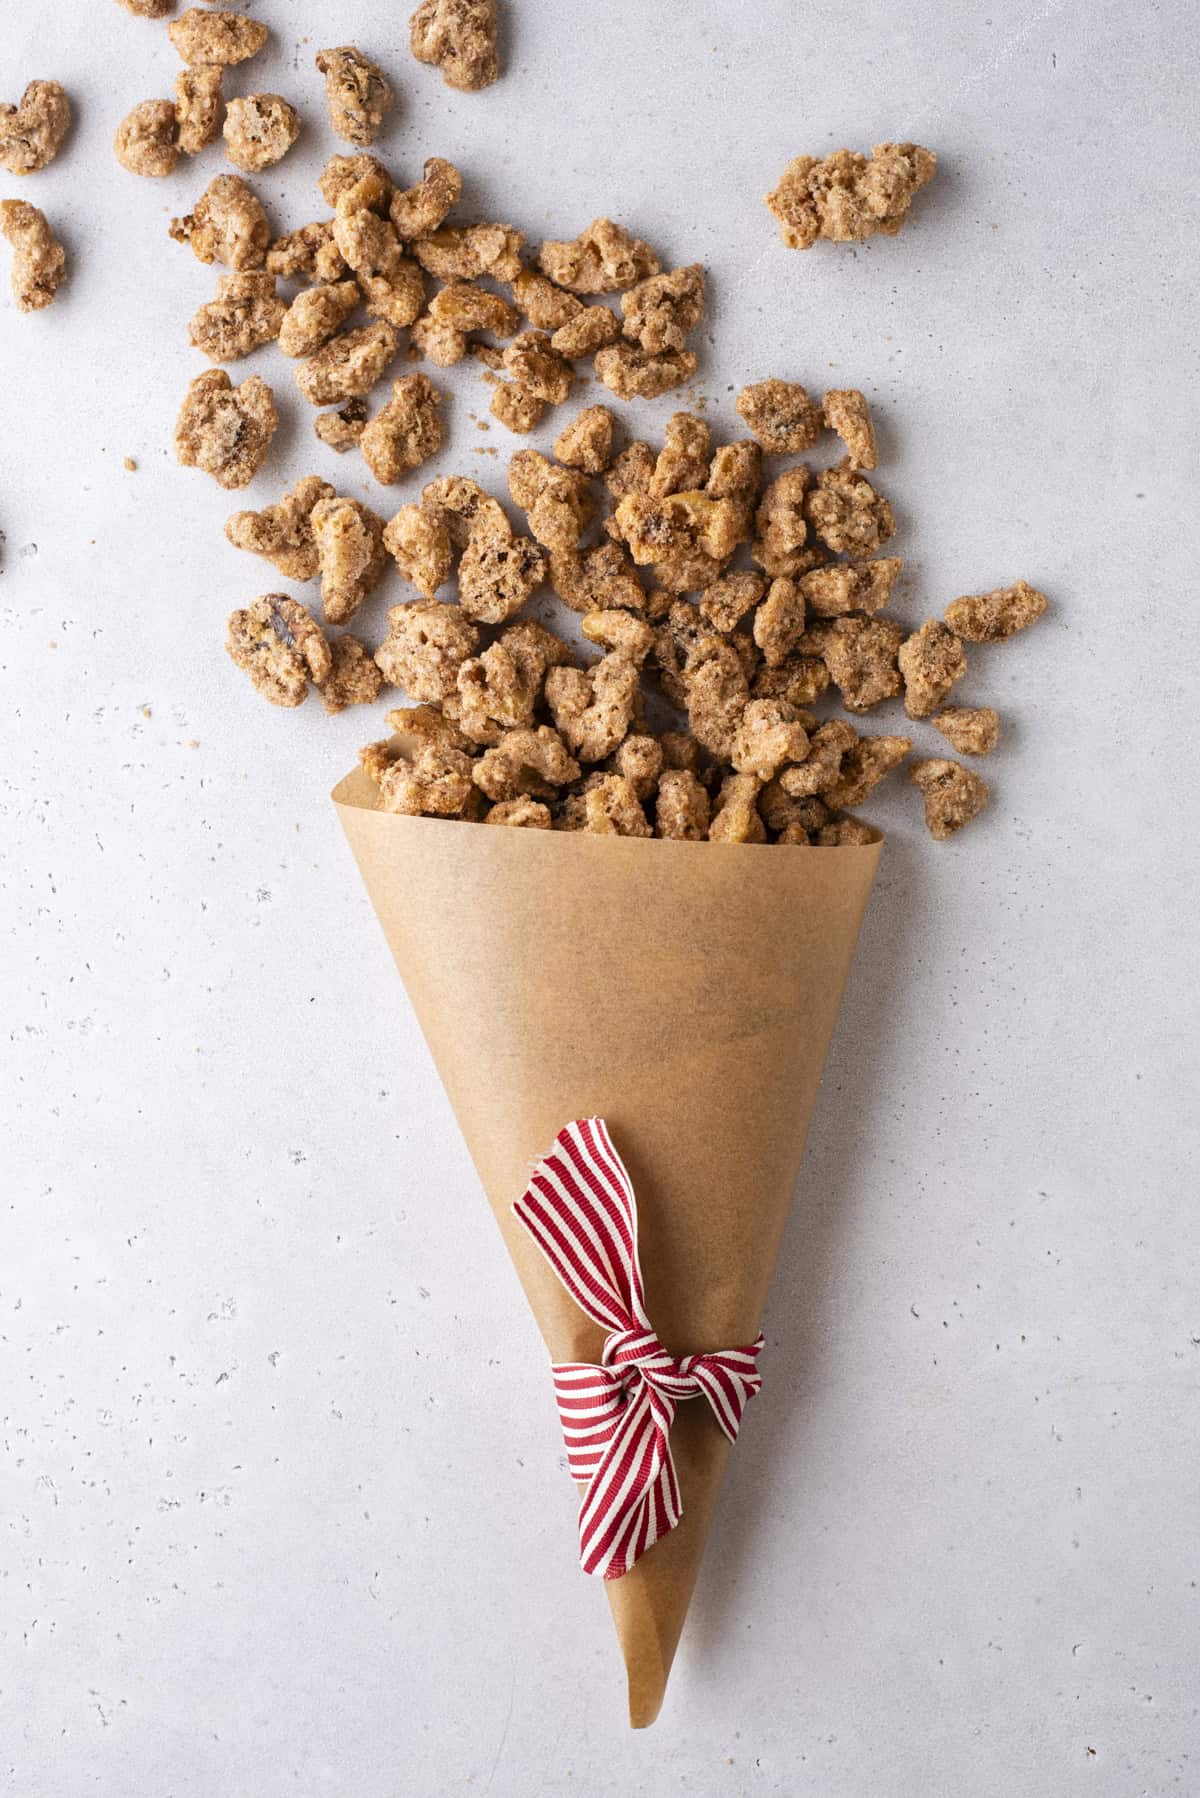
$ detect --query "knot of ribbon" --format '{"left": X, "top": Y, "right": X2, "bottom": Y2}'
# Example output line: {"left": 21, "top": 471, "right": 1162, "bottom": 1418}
{"left": 513, "top": 1117, "right": 764, "bottom": 1580}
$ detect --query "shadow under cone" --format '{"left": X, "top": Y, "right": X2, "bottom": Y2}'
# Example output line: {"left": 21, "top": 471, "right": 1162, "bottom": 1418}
{"left": 334, "top": 770, "right": 881, "bottom": 1725}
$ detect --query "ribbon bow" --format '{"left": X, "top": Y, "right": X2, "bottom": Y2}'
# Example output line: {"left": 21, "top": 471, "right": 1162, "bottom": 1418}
{"left": 513, "top": 1118, "right": 764, "bottom": 1580}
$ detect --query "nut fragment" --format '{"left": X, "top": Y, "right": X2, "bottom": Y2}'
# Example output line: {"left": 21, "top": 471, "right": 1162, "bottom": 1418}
{"left": 169, "top": 10, "right": 268, "bottom": 66}
{"left": 375, "top": 600, "right": 480, "bottom": 701}
{"left": 545, "top": 654, "right": 639, "bottom": 762}
{"left": 931, "top": 706, "right": 999, "bottom": 756}
{"left": 709, "top": 773, "right": 766, "bottom": 844}
{"left": 550, "top": 306, "right": 622, "bottom": 358}
{"left": 803, "top": 461, "right": 895, "bottom": 556}
{"left": 223, "top": 95, "right": 299, "bottom": 174}
{"left": 802, "top": 617, "right": 903, "bottom": 713}
{"left": 651, "top": 413, "right": 711, "bottom": 497}
{"left": 594, "top": 343, "right": 697, "bottom": 400}
{"left": 473, "top": 727, "right": 579, "bottom": 802}
{"left": 512, "top": 267, "right": 582, "bottom": 331}
{"left": 360, "top": 373, "right": 444, "bottom": 483}
{"left": 320, "top": 153, "right": 394, "bottom": 210}
{"left": 736, "top": 380, "right": 824, "bottom": 454}
{"left": 562, "top": 773, "right": 652, "bottom": 838}
{"left": 501, "top": 331, "right": 574, "bottom": 402}
{"left": 188, "top": 271, "right": 284, "bottom": 362}
{"left": 226, "top": 595, "right": 329, "bottom": 706}
{"left": 172, "top": 175, "right": 269, "bottom": 270}
{"left": 316, "top": 46, "right": 394, "bottom": 147}
{"left": 539, "top": 218, "right": 660, "bottom": 295}
{"left": 316, "top": 635, "right": 385, "bottom": 714}
{"left": 175, "top": 65, "right": 224, "bottom": 156}
{"left": 428, "top": 280, "right": 519, "bottom": 337}
{"left": 823, "top": 734, "right": 911, "bottom": 809}
{"left": 390, "top": 158, "right": 462, "bottom": 238}
{"left": 115, "top": 99, "right": 179, "bottom": 178}
{"left": 897, "top": 618, "right": 967, "bottom": 718}
{"left": 382, "top": 502, "right": 454, "bottom": 596}
{"left": 315, "top": 399, "right": 369, "bottom": 453}
{"left": 309, "top": 496, "right": 389, "bottom": 623}
{"left": 409, "top": 0, "right": 500, "bottom": 92}
{"left": 822, "top": 388, "right": 877, "bottom": 469}
{"left": 554, "top": 405, "right": 615, "bottom": 475}
{"left": 944, "top": 580, "right": 1048, "bottom": 643}
{"left": 174, "top": 368, "right": 277, "bottom": 489}
{"left": 685, "top": 638, "right": 751, "bottom": 761}
{"left": 267, "top": 223, "right": 346, "bottom": 283}
{"left": 731, "top": 700, "right": 811, "bottom": 781}
{"left": 752, "top": 466, "right": 814, "bottom": 577}
{"left": 621, "top": 264, "right": 705, "bottom": 354}
{"left": 778, "top": 720, "right": 857, "bottom": 799}
{"left": 413, "top": 222, "right": 523, "bottom": 282}
{"left": 798, "top": 556, "right": 900, "bottom": 617}
{"left": 0, "top": 80, "right": 72, "bottom": 176}
{"left": 753, "top": 577, "right": 806, "bottom": 667}
{"left": 765, "top": 143, "right": 936, "bottom": 249}
{"left": 279, "top": 281, "right": 361, "bottom": 359}
{"left": 911, "top": 758, "right": 989, "bottom": 839}
{"left": 486, "top": 797, "right": 552, "bottom": 829}
{"left": 509, "top": 451, "right": 594, "bottom": 552}
{"left": 458, "top": 531, "right": 545, "bottom": 625}
{"left": 656, "top": 769, "right": 710, "bottom": 840}
{"left": 0, "top": 199, "right": 66, "bottom": 312}
{"left": 295, "top": 320, "right": 398, "bottom": 406}
{"left": 117, "top": 0, "right": 174, "bottom": 14}
{"left": 225, "top": 475, "right": 334, "bottom": 581}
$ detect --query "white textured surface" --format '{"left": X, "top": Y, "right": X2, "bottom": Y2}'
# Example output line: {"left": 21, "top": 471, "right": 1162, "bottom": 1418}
{"left": 3, "top": 2, "right": 1198, "bottom": 1793}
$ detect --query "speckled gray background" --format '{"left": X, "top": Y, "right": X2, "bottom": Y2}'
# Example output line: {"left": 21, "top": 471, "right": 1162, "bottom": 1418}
{"left": 2, "top": 2, "right": 1197, "bottom": 1794}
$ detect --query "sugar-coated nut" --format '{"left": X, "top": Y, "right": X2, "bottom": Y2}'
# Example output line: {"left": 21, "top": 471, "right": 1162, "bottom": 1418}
{"left": 731, "top": 699, "right": 810, "bottom": 781}
{"left": 509, "top": 451, "right": 594, "bottom": 551}
{"left": 391, "top": 158, "right": 463, "bottom": 238}
{"left": 621, "top": 264, "right": 705, "bottom": 353}
{"left": 898, "top": 618, "right": 967, "bottom": 718}
{"left": 606, "top": 441, "right": 655, "bottom": 505}
{"left": 652, "top": 414, "right": 712, "bottom": 497}
{"left": 410, "top": 311, "right": 467, "bottom": 367}
{"left": 473, "top": 727, "right": 580, "bottom": 801}
{"left": 699, "top": 571, "right": 765, "bottom": 634}
{"left": 115, "top": 100, "right": 179, "bottom": 178}
{"left": 0, "top": 199, "right": 66, "bottom": 312}
{"left": 320, "top": 153, "right": 394, "bottom": 210}
{"left": 546, "top": 654, "right": 640, "bottom": 762}
{"left": 753, "top": 577, "right": 806, "bottom": 666}
{"left": 375, "top": 739, "right": 477, "bottom": 817}
{"left": 501, "top": 331, "right": 575, "bottom": 402}
{"left": 911, "top": 757, "right": 989, "bottom": 839}
{"left": 173, "top": 175, "right": 270, "bottom": 270}
{"left": 752, "top": 466, "right": 812, "bottom": 576}
{"left": 413, "top": 223, "right": 523, "bottom": 282}
{"left": 944, "top": 580, "right": 1048, "bottom": 642}
{"left": 822, "top": 388, "right": 877, "bottom": 469}
{"left": 334, "top": 179, "right": 427, "bottom": 328}
{"left": 169, "top": 10, "right": 268, "bottom": 66}
{"left": 422, "top": 474, "right": 511, "bottom": 545}
{"left": 778, "top": 719, "right": 857, "bottom": 798}
{"left": 554, "top": 405, "right": 616, "bottom": 474}
{"left": 295, "top": 320, "right": 398, "bottom": 405}
{"left": 272, "top": 220, "right": 353, "bottom": 284}
{"left": 655, "top": 769, "right": 710, "bottom": 840}
{"left": 226, "top": 595, "right": 329, "bottom": 706}
{"left": 685, "top": 638, "right": 751, "bottom": 762}
{"left": 616, "top": 489, "right": 746, "bottom": 568}
{"left": 932, "top": 706, "right": 999, "bottom": 756}
{"left": 174, "top": 368, "right": 277, "bottom": 489}
{"left": 581, "top": 610, "right": 654, "bottom": 665}
{"left": 753, "top": 655, "right": 830, "bottom": 707}
{"left": 803, "top": 461, "right": 895, "bottom": 556}
{"left": 278, "top": 281, "right": 360, "bottom": 359}
{"left": 512, "top": 267, "right": 582, "bottom": 331}
{"left": 539, "top": 218, "right": 660, "bottom": 295}
{"left": 360, "top": 373, "right": 444, "bottom": 483}
{"left": 223, "top": 95, "right": 299, "bottom": 173}
{"left": 317, "top": 635, "right": 385, "bottom": 714}
{"left": 458, "top": 532, "right": 545, "bottom": 625}
{"left": 486, "top": 797, "right": 552, "bottom": 828}
{"left": 188, "top": 270, "right": 284, "bottom": 362}
{"left": 376, "top": 600, "right": 480, "bottom": 701}
{"left": 453, "top": 632, "right": 551, "bottom": 742}
{"left": 117, "top": 0, "right": 174, "bottom": 15}
{"left": 824, "top": 734, "right": 911, "bottom": 808}
{"left": 225, "top": 475, "right": 334, "bottom": 580}
{"left": 549, "top": 542, "right": 646, "bottom": 616}
{"left": 799, "top": 556, "right": 900, "bottom": 617}
{"left": 815, "top": 815, "right": 876, "bottom": 846}
{"left": 429, "top": 281, "right": 519, "bottom": 338}
{"left": 760, "top": 782, "right": 830, "bottom": 835}
{"left": 563, "top": 773, "right": 652, "bottom": 838}
{"left": 709, "top": 773, "right": 766, "bottom": 844}
{"left": 736, "top": 380, "right": 823, "bottom": 454}
{"left": 765, "top": 143, "right": 936, "bottom": 249}
{"left": 315, "top": 399, "right": 369, "bottom": 452}
{"left": 610, "top": 734, "right": 663, "bottom": 802}
{"left": 0, "top": 80, "right": 72, "bottom": 176}
{"left": 409, "top": 0, "right": 500, "bottom": 92}
{"left": 382, "top": 502, "right": 454, "bottom": 596}
{"left": 175, "top": 66, "right": 224, "bottom": 156}
{"left": 550, "top": 306, "right": 622, "bottom": 358}
{"left": 594, "top": 343, "right": 697, "bottom": 400}
{"left": 707, "top": 440, "right": 763, "bottom": 499}
{"left": 316, "top": 47, "right": 393, "bottom": 146}
{"left": 802, "top": 616, "right": 903, "bottom": 712}
{"left": 309, "top": 496, "right": 388, "bottom": 624}
{"left": 490, "top": 384, "right": 546, "bottom": 433}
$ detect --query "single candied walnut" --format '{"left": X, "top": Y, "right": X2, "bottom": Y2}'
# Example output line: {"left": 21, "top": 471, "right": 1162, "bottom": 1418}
{"left": 428, "top": 280, "right": 518, "bottom": 338}
{"left": 944, "top": 579, "right": 1048, "bottom": 642}
{"left": 539, "top": 218, "right": 659, "bottom": 295}
{"left": 453, "top": 624, "right": 568, "bottom": 741}
{"left": 709, "top": 773, "right": 766, "bottom": 845}
{"left": 309, "top": 495, "right": 388, "bottom": 624}
{"left": 753, "top": 655, "right": 830, "bottom": 707}
{"left": 502, "top": 331, "right": 574, "bottom": 402}
{"left": 375, "top": 600, "right": 480, "bottom": 701}
{"left": 610, "top": 734, "right": 663, "bottom": 802}
{"left": 549, "top": 541, "right": 646, "bottom": 616}
{"left": 486, "top": 797, "right": 552, "bottom": 828}
{"left": 473, "top": 727, "right": 580, "bottom": 802}
{"left": 295, "top": 320, "right": 398, "bottom": 405}
{"left": 174, "top": 369, "right": 277, "bottom": 489}
{"left": 267, "top": 223, "right": 346, "bottom": 283}
{"left": 188, "top": 270, "right": 284, "bottom": 362}
{"left": 898, "top": 618, "right": 967, "bottom": 719}
{"left": 0, "top": 200, "right": 66, "bottom": 313}
{"left": 278, "top": 281, "right": 360, "bottom": 359}
{"left": 315, "top": 398, "right": 368, "bottom": 452}
{"left": 816, "top": 815, "right": 876, "bottom": 847}
{"left": 422, "top": 473, "right": 511, "bottom": 545}
{"left": 823, "top": 388, "right": 876, "bottom": 470}
{"left": 223, "top": 95, "right": 299, "bottom": 173}
{"left": 932, "top": 706, "right": 999, "bottom": 756}
{"left": 413, "top": 222, "right": 524, "bottom": 282}
{"left": 699, "top": 571, "right": 765, "bottom": 634}
{"left": 117, "top": 0, "right": 174, "bottom": 14}
{"left": 550, "top": 305, "right": 622, "bottom": 358}
{"left": 778, "top": 720, "right": 858, "bottom": 799}
{"left": 736, "top": 380, "right": 823, "bottom": 454}
{"left": 554, "top": 405, "right": 615, "bottom": 475}
{"left": 490, "top": 383, "right": 545, "bottom": 434}
{"left": 115, "top": 100, "right": 179, "bottom": 178}
{"left": 803, "top": 616, "right": 902, "bottom": 712}
{"left": 653, "top": 604, "right": 757, "bottom": 708}
{"left": 731, "top": 700, "right": 810, "bottom": 782}
{"left": 382, "top": 502, "right": 453, "bottom": 596}
{"left": 684, "top": 638, "right": 750, "bottom": 762}
{"left": 707, "top": 440, "right": 762, "bottom": 499}
{"left": 175, "top": 66, "right": 224, "bottom": 156}
{"left": 651, "top": 414, "right": 711, "bottom": 497}
{"left": 317, "top": 634, "right": 385, "bottom": 714}
{"left": 563, "top": 773, "right": 652, "bottom": 839}
{"left": 226, "top": 595, "right": 330, "bottom": 706}
{"left": 509, "top": 450, "right": 594, "bottom": 552}
{"left": 173, "top": 175, "right": 270, "bottom": 270}
{"left": 169, "top": 10, "right": 267, "bottom": 66}
{"left": 621, "top": 264, "right": 705, "bottom": 354}
{"left": 752, "top": 465, "right": 812, "bottom": 577}
{"left": 606, "top": 440, "right": 655, "bottom": 505}
{"left": 512, "top": 267, "right": 582, "bottom": 331}
{"left": 225, "top": 475, "right": 334, "bottom": 581}
{"left": 376, "top": 739, "right": 477, "bottom": 817}
{"left": 581, "top": 610, "right": 654, "bottom": 666}
{"left": 545, "top": 654, "right": 639, "bottom": 762}
{"left": 656, "top": 769, "right": 710, "bottom": 841}
{"left": 360, "top": 373, "right": 444, "bottom": 484}
{"left": 390, "top": 159, "right": 462, "bottom": 239}
{"left": 595, "top": 343, "right": 697, "bottom": 400}
{"left": 799, "top": 556, "right": 900, "bottom": 617}
{"left": 320, "top": 153, "right": 394, "bottom": 210}
{"left": 458, "top": 532, "right": 544, "bottom": 625}
{"left": 804, "top": 461, "right": 895, "bottom": 556}
{"left": 616, "top": 490, "right": 746, "bottom": 568}
{"left": 0, "top": 81, "right": 72, "bottom": 176}
{"left": 765, "top": 143, "right": 936, "bottom": 248}
{"left": 824, "top": 734, "right": 911, "bottom": 809}
{"left": 316, "top": 47, "right": 394, "bottom": 147}
{"left": 753, "top": 577, "right": 805, "bottom": 667}
{"left": 410, "top": 0, "right": 499, "bottom": 91}
{"left": 911, "top": 758, "right": 989, "bottom": 840}
{"left": 760, "top": 783, "right": 830, "bottom": 837}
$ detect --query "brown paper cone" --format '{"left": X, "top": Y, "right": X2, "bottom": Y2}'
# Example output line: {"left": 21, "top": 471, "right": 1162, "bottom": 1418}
{"left": 333, "top": 769, "right": 881, "bottom": 1725}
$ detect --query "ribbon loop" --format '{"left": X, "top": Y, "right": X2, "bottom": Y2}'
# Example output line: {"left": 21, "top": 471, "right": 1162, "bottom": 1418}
{"left": 513, "top": 1118, "right": 763, "bottom": 1580}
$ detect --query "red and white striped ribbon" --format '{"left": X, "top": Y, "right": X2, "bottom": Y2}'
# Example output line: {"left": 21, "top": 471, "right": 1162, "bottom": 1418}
{"left": 513, "top": 1118, "right": 764, "bottom": 1581}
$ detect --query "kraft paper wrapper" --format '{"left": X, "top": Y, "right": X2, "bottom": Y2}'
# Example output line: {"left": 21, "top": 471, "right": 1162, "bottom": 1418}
{"left": 333, "top": 769, "right": 880, "bottom": 1725}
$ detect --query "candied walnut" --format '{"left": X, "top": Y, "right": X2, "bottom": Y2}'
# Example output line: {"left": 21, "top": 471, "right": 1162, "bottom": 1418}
{"left": 736, "top": 380, "right": 823, "bottom": 454}
{"left": 621, "top": 264, "right": 704, "bottom": 354}
{"left": 707, "top": 440, "right": 762, "bottom": 499}
{"left": 778, "top": 720, "right": 858, "bottom": 799}
{"left": 226, "top": 595, "right": 329, "bottom": 706}
{"left": 932, "top": 706, "right": 999, "bottom": 756}
{"left": 1, "top": 81, "right": 71, "bottom": 176}
{"left": 360, "top": 373, "right": 444, "bottom": 484}
{"left": 334, "top": 179, "right": 426, "bottom": 328}
{"left": 268, "top": 223, "right": 346, "bottom": 284}
{"left": 753, "top": 655, "right": 829, "bottom": 707}
{"left": 911, "top": 758, "right": 989, "bottom": 840}
{"left": 606, "top": 441, "right": 655, "bottom": 506}
{"left": 188, "top": 270, "right": 284, "bottom": 362}
{"left": 655, "top": 769, "right": 710, "bottom": 841}
{"left": 317, "top": 634, "right": 385, "bottom": 714}
{"left": 174, "top": 368, "right": 276, "bottom": 489}
{"left": 382, "top": 502, "right": 453, "bottom": 596}
{"left": 429, "top": 281, "right": 518, "bottom": 338}
{"left": 731, "top": 700, "right": 810, "bottom": 781}
{"left": 595, "top": 343, "right": 697, "bottom": 400}
{"left": 610, "top": 734, "right": 663, "bottom": 802}
{"left": 760, "top": 783, "right": 830, "bottom": 836}
{"left": 549, "top": 541, "right": 646, "bottom": 616}
{"left": 651, "top": 601, "right": 716, "bottom": 707}
{"left": 474, "top": 727, "right": 580, "bottom": 801}
{"left": 555, "top": 405, "right": 615, "bottom": 475}
{"left": 295, "top": 320, "right": 398, "bottom": 405}
{"left": 799, "top": 556, "right": 900, "bottom": 618}
{"left": 320, "top": 153, "right": 393, "bottom": 210}
{"left": 550, "top": 305, "right": 622, "bottom": 358}
{"left": 173, "top": 175, "right": 270, "bottom": 270}
{"left": 616, "top": 490, "right": 746, "bottom": 569}
{"left": 803, "top": 616, "right": 902, "bottom": 712}
{"left": 765, "top": 143, "right": 936, "bottom": 249}
{"left": 422, "top": 474, "right": 511, "bottom": 545}
{"left": 310, "top": 496, "right": 388, "bottom": 624}
{"left": 944, "top": 579, "right": 1048, "bottom": 643}
{"left": 509, "top": 450, "right": 594, "bottom": 552}
{"left": 409, "top": 0, "right": 499, "bottom": 91}
{"left": 490, "top": 383, "right": 545, "bottom": 433}
{"left": 752, "top": 465, "right": 813, "bottom": 578}
{"left": 169, "top": 10, "right": 267, "bottom": 66}
{"left": 709, "top": 773, "right": 766, "bottom": 845}
{"left": 546, "top": 654, "right": 639, "bottom": 762}
{"left": 898, "top": 618, "right": 966, "bottom": 718}
{"left": 581, "top": 610, "right": 654, "bottom": 666}
{"left": 410, "top": 310, "right": 467, "bottom": 367}
{"left": 539, "top": 218, "right": 659, "bottom": 295}
{"left": 391, "top": 159, "right": 462, "bottom": 238}
{"left": 413, "top": 223, "right": 523, "bottom": 283}
{"left": 453, "top": 629, "right": 556, "bottom": 742}
{"left": 816, "top": 815, "right": 876, "bottom": 847}
{"left": 279, "top": 280, "right": 360, "bottom": 359}
{"left": 175, "top": 66, "right": 224, "bottom": 157}
{"left": 753, "top": 577, "right": 805, "bottom": 667}
{"left": 377, "top": 739, "right": 477, "bottom": 817}
{"left": 117, "top": 0, "right": 174, "bottom": 14}
{"left": 699, "top": 571, "right": 765, "bottom": 634}
{"left": 685, "top": 638, "right": 751, "bottom": 762}
{"left": 486, "top": 797, "right": 552, "bottom": 829}
{"left": 564, "top": 773, "right": 652, "bottom": 838}
{"left": 458, "top": 532, "right": 544, "bottom": 625}
{"left": 375, "top": 600, "right": 480, "bottom": 701}
{"left": 512, "top": 267, "right": 582, "bottom": 331}
{"left": 115, "top": 99, "right": 179, "bottom": 178}
{"left": 316, "top": 46, "right": 393, "bottom": 147}
{"left": 502, "top": 331, "right": 574, "bottom": 402}
{"left": 823, "top": 388, "right": 876, "bottom": 470}
{"left": 315, "top": 398, "right": 369, "bottom": 452}
{"left": 223, "top": 95, "right": 299, "bottom": 174}
{"left": 824, "top": 734, "right": 911, "bottom": 809}
{"left": 0, "top": 200, "right": 65, "bottom": 313}
{"left": 652, "top": 414, "right": 711, "bottom": 497}
{"left": 225, "top": 475, "right": 334, "bottom": 580}
{"left": 803, "top": 460, "right": 895, "bottom": 556}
